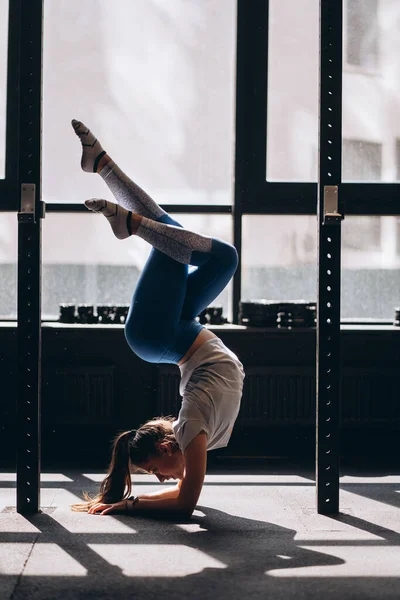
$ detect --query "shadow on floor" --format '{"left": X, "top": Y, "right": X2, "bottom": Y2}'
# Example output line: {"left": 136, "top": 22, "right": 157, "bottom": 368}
{"left": 2, "top": 496, "right": 400, "bottom": 600}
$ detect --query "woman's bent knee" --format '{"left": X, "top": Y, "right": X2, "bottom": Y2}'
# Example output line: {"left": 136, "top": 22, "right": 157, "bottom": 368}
{"left": 124, "top": 323, "right": 168, "bottom": 364}
{"left": 212, "top": 238, "right": 238, "bottom": 270}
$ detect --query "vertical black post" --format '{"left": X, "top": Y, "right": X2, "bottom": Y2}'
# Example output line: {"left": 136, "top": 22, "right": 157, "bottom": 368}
{"left": 16, "top": 0, "right": 44, "bottom": 514}
{"left": 233, "top": 0, "right": 268, "bottom": 322}
{"left": 3, "top": 0, "right": 20, "bottom": 205}
{"left": 232, "top": 0, "right": 248, "bottom": 323}
{"left": 316, "top": 0, "right": 344, "bottom": 514}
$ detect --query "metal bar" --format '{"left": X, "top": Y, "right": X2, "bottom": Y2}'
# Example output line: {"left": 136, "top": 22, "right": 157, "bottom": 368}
{"left": 232, "top": 0, "right": 250, "bottom": 323}
{"left": 316, "top": 0, "right": 344, "bottom": 515}
{"left": 245, "top": 182, "right": 317, "bottom": 214}
{"left": 246, "top": 181, "right": 400, "bottom": 215}
{"left": 5, "top": 0, "right": 20, "bottom": 189}
{"left": 45, "top": 203, "right": 233, "bottom": 214}
{"left": 340, "top": 183, "right": 400, "bottom": 215}
{"left": 232, "top": 205, "right": 242, "bottom": 324}
{"left": 233, "top": 0, "right": 267, "bottom": 322}
{"left": 16, "top": 0, "right": 44, "bottom": 515}
{"left": 0, "top": 0, "right": 21, "bottom": 209}
{"left": 251, "top": 0, "right": 269, "bottom": 188}
{"left": 45, "top": 183, "right": 400, "bottom": 216}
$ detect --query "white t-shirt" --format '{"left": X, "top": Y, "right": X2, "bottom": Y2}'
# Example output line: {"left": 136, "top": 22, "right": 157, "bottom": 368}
{"left": 172, "top": 337, "right": 245, "bottom": 453}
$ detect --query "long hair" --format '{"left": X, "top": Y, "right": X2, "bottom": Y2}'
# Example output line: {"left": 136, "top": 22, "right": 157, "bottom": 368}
{"left": 71, "top": 415, "right": 179, "bottom": 512}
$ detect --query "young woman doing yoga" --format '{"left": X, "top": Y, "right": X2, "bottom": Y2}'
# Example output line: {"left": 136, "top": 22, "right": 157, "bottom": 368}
{"left": 70, "top": 120, "right": 245, "bottom": 518}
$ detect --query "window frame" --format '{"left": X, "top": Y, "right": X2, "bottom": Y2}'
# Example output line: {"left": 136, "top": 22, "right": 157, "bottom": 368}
{"left": 4, "top": 0, "right": 399, "bottom": 324}
{"left": 43, "top": 1, "right": 400, "bottom": 215}
{"left": 235, "top": 0, "right": 400, "bottom": 217}
{"left": 0, "top": 0, "right": 20, "bottom": 210}
{"left": 41, "top": 0, "right": 400, "bottom": 218}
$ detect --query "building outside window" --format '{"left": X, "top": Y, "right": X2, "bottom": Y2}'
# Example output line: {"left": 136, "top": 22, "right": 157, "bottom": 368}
{"left": 346, "top": 0, "right": 379, "bottom": 70}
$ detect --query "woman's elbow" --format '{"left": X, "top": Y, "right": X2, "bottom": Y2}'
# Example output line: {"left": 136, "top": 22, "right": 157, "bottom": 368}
{"left": 176, "top": 499, "right": 195, "bottom": 519}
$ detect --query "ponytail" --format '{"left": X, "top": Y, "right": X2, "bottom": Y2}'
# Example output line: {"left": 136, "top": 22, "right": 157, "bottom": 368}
{"left": 71, "top": 430, "right": 134, "bottom": 512}
{"left": 71, "top": 417, "right": 178, "bottom": 513}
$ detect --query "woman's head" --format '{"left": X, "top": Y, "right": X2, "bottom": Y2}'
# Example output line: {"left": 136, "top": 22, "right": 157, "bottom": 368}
{"left": 71, "top": 415, "right": 185, "bottom": 512}
{"left": 130, "top": 416, "right": 185, "bottom": 481}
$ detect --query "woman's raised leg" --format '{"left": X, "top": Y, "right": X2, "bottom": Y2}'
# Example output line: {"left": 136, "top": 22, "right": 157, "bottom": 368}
{"left": 72, "top": 119, "right": 237, "bottom": 361}
{"left": 72, "top": 119, "right": 168, "bottom": 221}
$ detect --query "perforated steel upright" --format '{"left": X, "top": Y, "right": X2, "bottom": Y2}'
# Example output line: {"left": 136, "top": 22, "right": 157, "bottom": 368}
{"left": 316, "top": 1, "right": 344, "bottom": 514}
{"left": 16, "top": 0, "right": 44, "bottom": 514}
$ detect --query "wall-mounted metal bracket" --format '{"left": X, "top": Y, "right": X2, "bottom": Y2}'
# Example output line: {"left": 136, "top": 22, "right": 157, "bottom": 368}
{"left": 323, "top": 186, "right": 343, "bottom": 225}
{"left": 18, "top": 183, "right": 46, "bottom": 223}
{"left": 18, "top": 183, "right": 35, "bottom": 223}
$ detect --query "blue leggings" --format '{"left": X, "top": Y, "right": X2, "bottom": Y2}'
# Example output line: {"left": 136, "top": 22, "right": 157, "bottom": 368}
{"left": 124, "top": 214, "right": 238, "bottom": 364}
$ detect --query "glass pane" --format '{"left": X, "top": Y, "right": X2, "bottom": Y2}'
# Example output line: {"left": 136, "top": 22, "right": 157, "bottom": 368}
{"left": 342, "top": 216, "right": 400, "bottom": 319}
{"left": 346, "top": 0, "right": 378, "bottom": 69}
{"left": 343, "top": 140, "right": 382, "bottom": 180}
{"left": 0, "top": 213, "right": 17, "bottom": 319}
{"left": 242, "top": 215, "right": 400, "bottom": 320}
{"left": 242, "top": 216, "right": 317, "bottom": 302}
{"left": 42, "top": 213, "right": 233, "bottom": 321}
{"left": 343, "top": 0, "right": 399, "bottom": 182}
{"left": 267, "top": 0, "right": 400, "bottom": 185}
{"left": 0, "top": 1, "right": 9, "bottom": 179}
{"left": 266, "top": 0, "right": 319, "bottom": 182}
{"left": 43, "top": 0, "right": 236, "bottom": 204}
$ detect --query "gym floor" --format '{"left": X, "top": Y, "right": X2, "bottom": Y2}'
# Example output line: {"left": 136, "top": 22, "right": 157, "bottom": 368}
{"left": 1, "top": 464, "right": 399, "bottom": 600}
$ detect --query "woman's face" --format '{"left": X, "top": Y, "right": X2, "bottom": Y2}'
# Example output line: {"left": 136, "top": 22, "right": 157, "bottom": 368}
{"left": 139, "top": 445, "right": 185, "bottom": 482}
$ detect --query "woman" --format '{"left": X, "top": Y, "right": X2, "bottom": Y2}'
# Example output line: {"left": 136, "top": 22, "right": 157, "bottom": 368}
{"left": 70, "top": 120, "right": 245, "bottom": 518}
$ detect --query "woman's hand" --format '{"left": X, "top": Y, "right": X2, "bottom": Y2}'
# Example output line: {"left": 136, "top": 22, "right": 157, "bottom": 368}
{"left": 88, "top": 499, "right": 128, "bottom": 515}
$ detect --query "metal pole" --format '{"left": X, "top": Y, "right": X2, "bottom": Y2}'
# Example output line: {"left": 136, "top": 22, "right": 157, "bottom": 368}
{"left": 16, "top": 0, "right": 44, "bottom": 514}
{"left": 316, "top": 0, "right": 344, "bottom": 514}
{"left": 233, "top": 0, "right": 269, "bottom": 323}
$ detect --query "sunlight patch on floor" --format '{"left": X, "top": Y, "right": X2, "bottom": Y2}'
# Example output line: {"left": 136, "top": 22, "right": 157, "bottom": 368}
{"left": 88, "top": 544, "right": 227, "bottom": 577}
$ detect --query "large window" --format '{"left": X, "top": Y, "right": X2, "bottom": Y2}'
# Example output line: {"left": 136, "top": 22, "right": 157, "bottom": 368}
{"left": 42, "top": 0, "right": 236, "bottom": 205}
{"left": 242, "top": 215, "right": 400, "bottom": 320}
{"left": 266, "top": 0, "right": 319, "bottom": 182}
{"left": 267, "top": 0, "right": 400, "bottom": 185}
{"left": 2, "top": 2, "right": 400, "bottom": 325}
{"left": 0, "top": 213, "right": 17, "bottom": 319}
{"left": 42, "top": 213, "right": 233, "bottom": 321}
{"left": 343, "top": 0, "right": 400, "bottom": 183}
{"left": 242, "top": 216, "right": 317, "bottom": 303}
{"left": 0, "top": 1, "right": 9, "bottom": 179}
{"left": 342, "top": 216, "right": 400, "bottom": 319}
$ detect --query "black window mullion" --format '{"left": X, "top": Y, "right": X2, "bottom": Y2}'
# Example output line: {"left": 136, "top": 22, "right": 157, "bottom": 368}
{"left": 0, "top": 0, "right": 21, "bottom": 210}
{"left": 245, "top": 182, "right": 317, "bottom": 214}
{"left": 341, "top": 183, "right": 400, "bottom": 215}
{"left": 44, "top": 203, "right": 233, "bottom": 214}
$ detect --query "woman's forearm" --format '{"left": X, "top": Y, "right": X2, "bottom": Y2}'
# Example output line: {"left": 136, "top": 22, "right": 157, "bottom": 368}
{"left": 138, "top": 484, "right": 180, "bottom": 501}
{"left": 128, "top": 495, "right": 191, "bottom": 518}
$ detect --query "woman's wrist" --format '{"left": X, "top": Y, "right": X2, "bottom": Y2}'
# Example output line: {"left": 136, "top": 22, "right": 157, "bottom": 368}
{"left": 125, "top": 495, "right": 139, "bottom": 512}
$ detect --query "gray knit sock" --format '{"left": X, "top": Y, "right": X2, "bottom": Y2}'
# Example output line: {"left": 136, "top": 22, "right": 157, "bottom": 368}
{"left": 71, "top": 119, "right": 106, "bottom": 173}
{"left": 84, "top": 198, "right": 131, "bottom": 240}
{"left": 99, "top": 161, "right": 167, "bottom": 221}
{"left": 136, "top": 217, "right": 213, "bottom": 265}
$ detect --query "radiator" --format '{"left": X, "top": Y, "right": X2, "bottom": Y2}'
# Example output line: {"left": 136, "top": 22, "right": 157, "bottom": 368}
{"left": 42, "top": 364, "right": 116, "bottom": 425}
{"left": 341, "top": 367, "right": 400, "bottom": 424}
